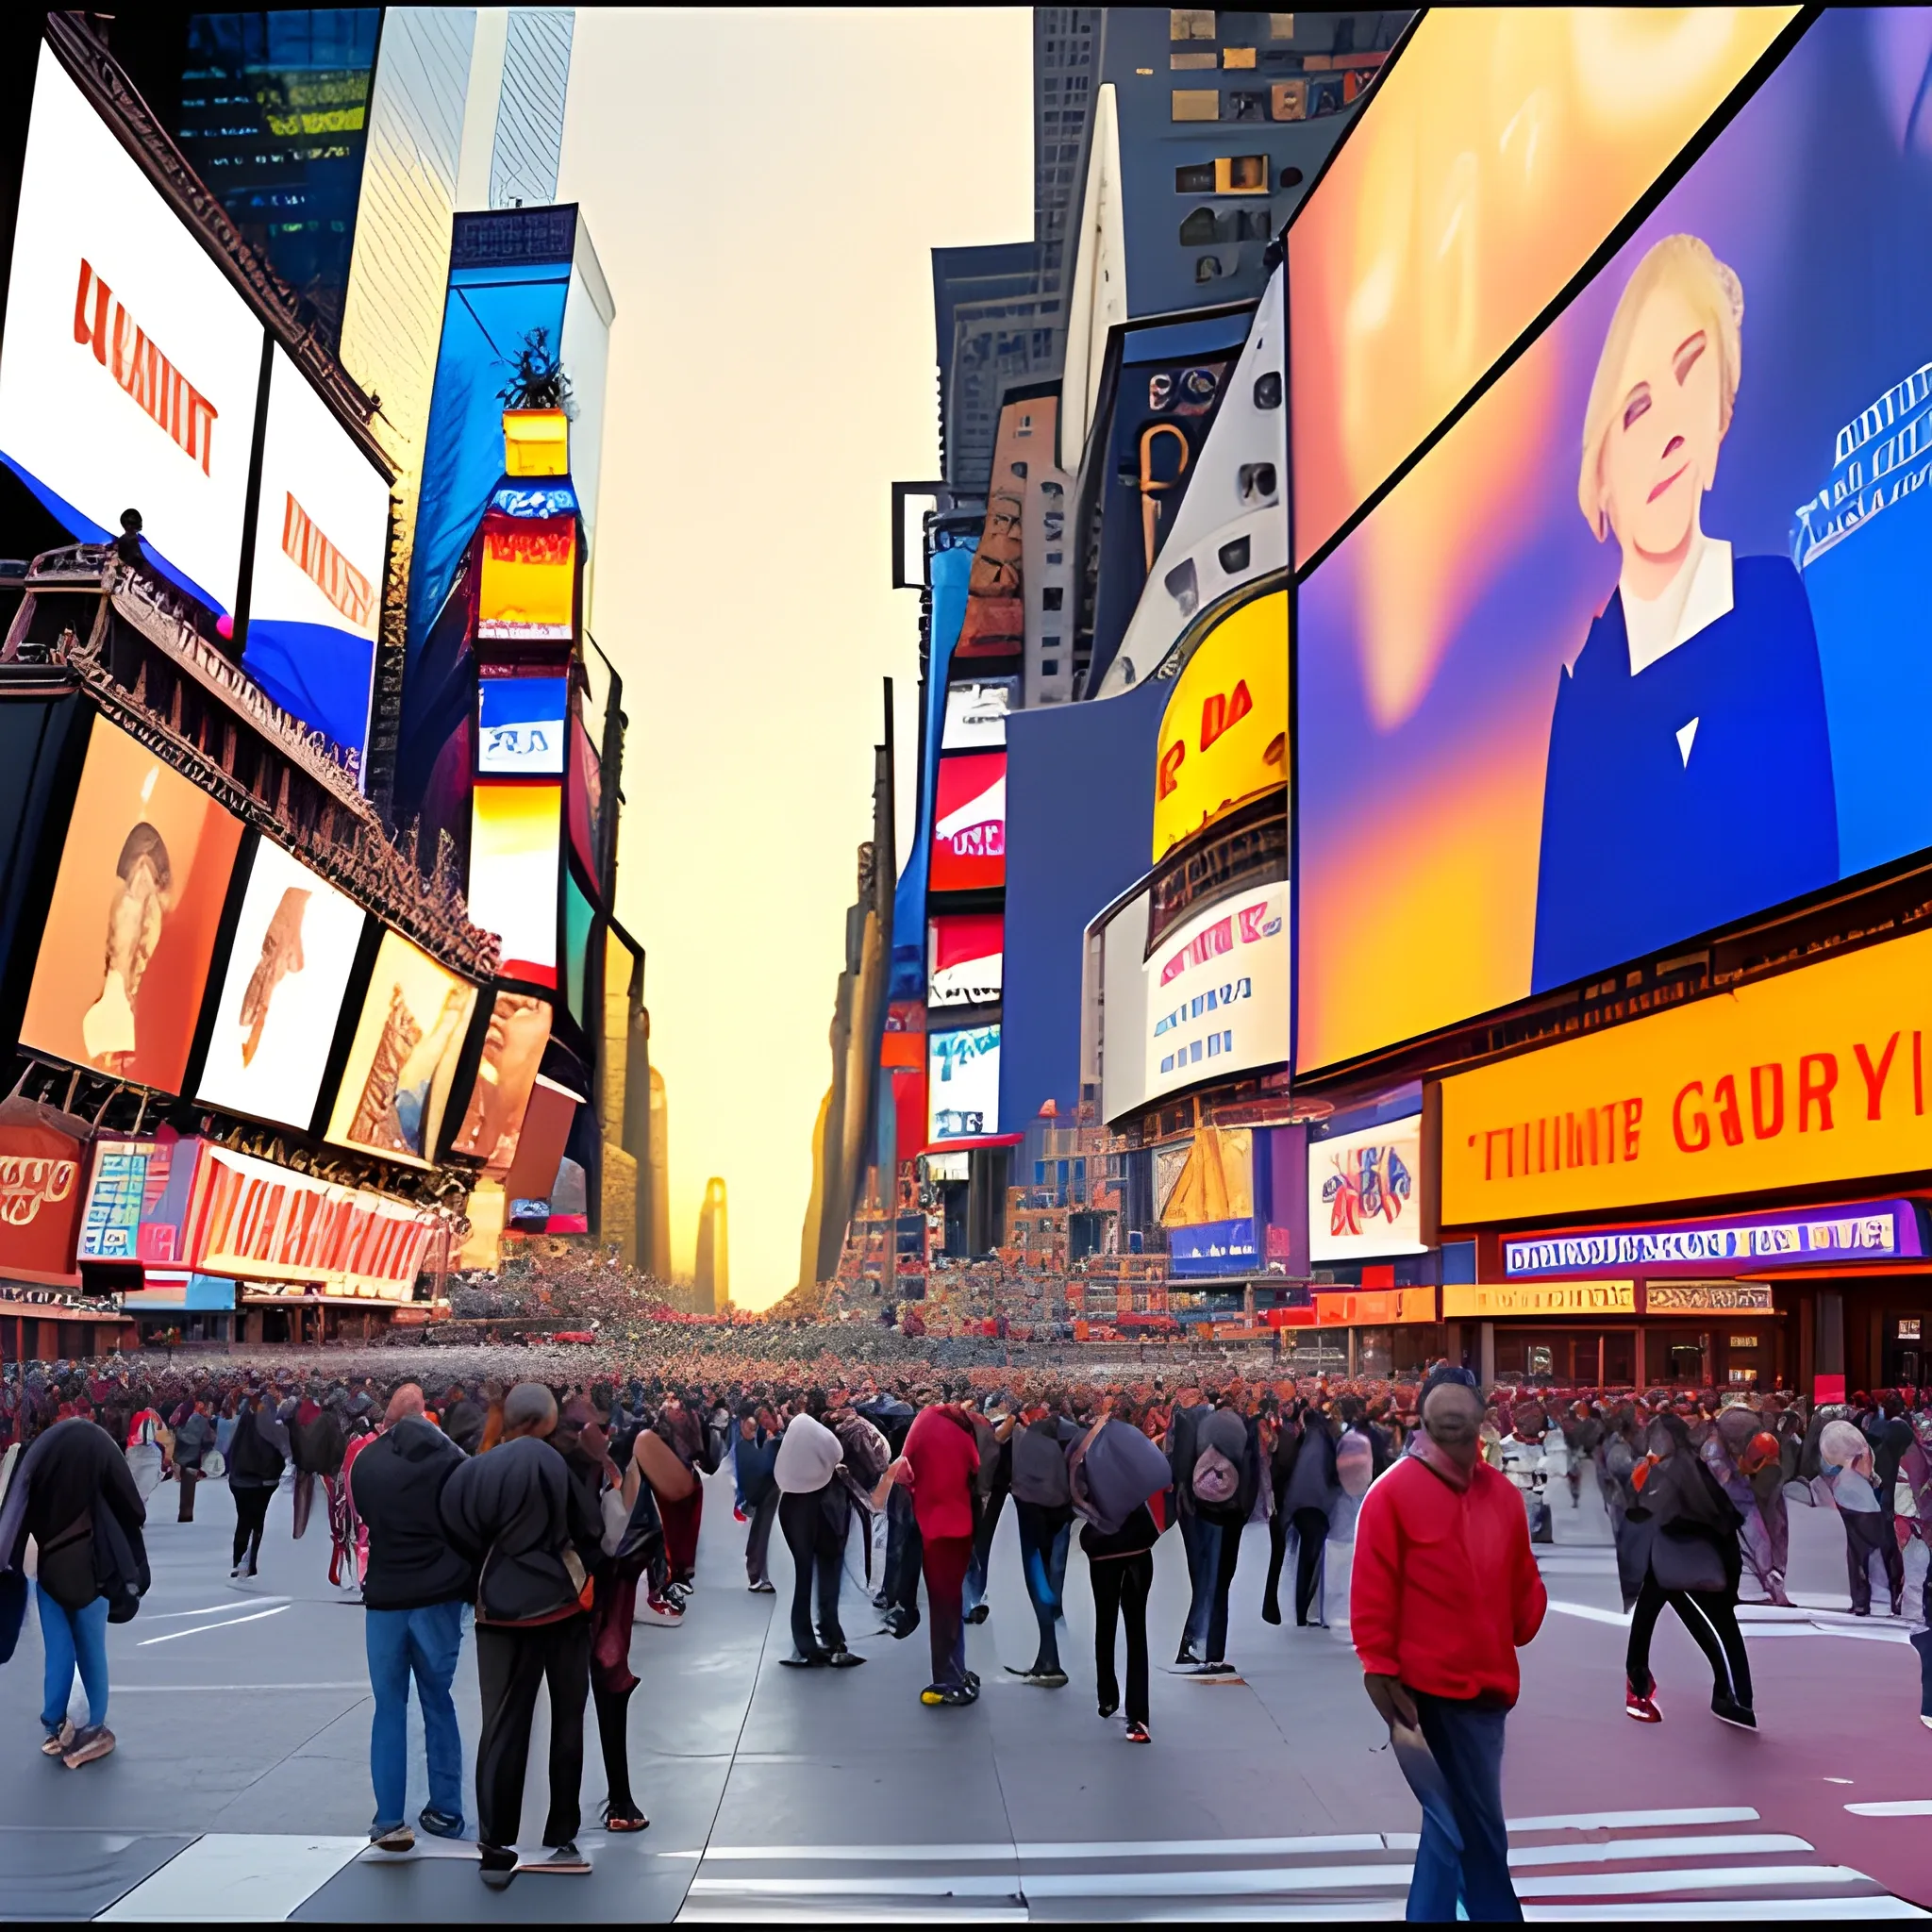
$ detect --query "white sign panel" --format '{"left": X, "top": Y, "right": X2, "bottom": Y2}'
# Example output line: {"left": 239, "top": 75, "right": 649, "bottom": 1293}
{"left": 1098, "top": 889, "right": 1151, "bottom": 1124}
{"left": 0, "top": 44, "right": 266, "bottom": 615}
{"left": 1145, "top": 880, "right": 1289, "bottom": 1100}
{"left": 941, "top": 676, "right": 1016, "bottom": 751}
{"left": 1308, "top": 1115, "right": 1427, "bottom": 1263}
{"left": 928, "top": 1024, "right": 1001, "bottom": 1142}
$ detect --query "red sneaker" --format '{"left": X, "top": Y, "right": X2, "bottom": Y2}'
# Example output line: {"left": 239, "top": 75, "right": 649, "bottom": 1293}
{"left": 1625, "top": 1679, "right": 1662, "bottom": 1723}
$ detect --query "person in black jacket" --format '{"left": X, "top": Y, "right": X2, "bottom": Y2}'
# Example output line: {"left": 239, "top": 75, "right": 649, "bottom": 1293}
{"left": 226, "top": 1389, "right": 288, "bottom": 1578}
{"left": 350, "top": 1384, "right": 473, "bottom": 1852}
{"left": 1192, "top": 1397, "right": 1261, "bottom": 1675}
{"left": 440, "top": 1381, "right": 603, "bottom": 1889}
{"left": 8, "top": 1416, "right": 147, "bottom": 1767}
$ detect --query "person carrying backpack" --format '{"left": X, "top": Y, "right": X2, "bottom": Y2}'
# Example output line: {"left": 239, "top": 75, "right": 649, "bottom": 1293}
{"left": 1189, "top": 1398, "right": 1260, "bottom": 1675}
{"left": 1007, "top": 1393, "right": 1079, "bottom": 1687}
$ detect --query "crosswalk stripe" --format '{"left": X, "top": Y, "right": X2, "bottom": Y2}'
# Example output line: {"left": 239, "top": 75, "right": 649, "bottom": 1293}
{"left": 1513, "top": 1863, "right": 1878, "bottom": 1900}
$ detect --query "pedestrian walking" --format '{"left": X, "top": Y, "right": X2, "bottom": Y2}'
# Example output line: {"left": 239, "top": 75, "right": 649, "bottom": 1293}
{"left": 735, "top": 1405, "right": 779, "bottom": 1594}
{"left": 893, "top": 1396, "right": 980, "bottom": 1706}
{"left": 170, "top": 1396, "right": 215, "bottom": 1524}
{"left": 1821, "top": 1417, "right": 1904, "bottom": 1619}
{"left": 1007, "top": 1394, "right": 1078, "bottom": 1687}
{"left": 227, "top": 1388, "right": 288, "bottom": 1578}
{"left": 774, "top": 1406, "right": 862, "bottom": 1668}
{"left": 1164, "top": 1387, "right": 1222, "bottom": 1665}
{"left": 1353, "top": 1364, "right": 1546, "bottom": 1923}
{"left": 1280, "top": 1399, "right": 1341, "bottom": 1627}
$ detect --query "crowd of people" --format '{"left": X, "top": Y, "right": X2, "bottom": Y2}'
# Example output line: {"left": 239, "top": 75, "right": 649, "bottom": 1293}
{"left": 0, "top": 1350, "right": 1928, "bottom": 1910}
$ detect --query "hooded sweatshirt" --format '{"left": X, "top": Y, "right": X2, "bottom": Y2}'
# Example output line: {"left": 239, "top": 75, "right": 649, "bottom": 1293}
{"left": 774, "top": 1412, "right": 842, "bottom": 1494}
{"left": 439, "top": 1434, "right": 600, "bottom": 1625}
{"left": 351, "top": 1418, "right": 474, "bottom": 1610}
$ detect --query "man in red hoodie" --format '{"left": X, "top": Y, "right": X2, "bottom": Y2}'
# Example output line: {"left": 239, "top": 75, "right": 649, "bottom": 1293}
{"left": 890, "top": 1395, "right": 981, "bottom": 1707}
{"left": 1352, "top": 1363, "right": 1545, "bottom": 1923}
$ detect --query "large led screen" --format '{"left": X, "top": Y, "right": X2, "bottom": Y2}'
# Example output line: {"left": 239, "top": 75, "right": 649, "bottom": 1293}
{"left": 0, "top": 44, "right": 267, "bottom": 615}
{"left": 927, "top": 913, "right": 1003, "bottom": 1008}
{"left": 1290, "top": 8, "right": 1795, "bottom": 568}
{"left": 195, "top": 839, "right": 366, "bottom": 1131}
{"left": 468, "top": 783, "right": 560, "bottom": 985}
{"left": 242, "top": 345, "right": 389, "bottom": 768}
{"left": 941, "top": 676, "right": 1016, "bottom": 752}
{"left": 928, "top": 1024, "right": 1000, "bottom": 1143}
{"left": 930, "top": 752, "right": 1006, "bottom": 892}
{"left": 478, "top": 675, "right": 568, "bottom": 776}
{"left": 450, "top": 990, "right": 553, "bottom": 1174}
{"left": 22, "top": 716, "right": 243, "bottom": 1091}
{"left": 478, "top": 511, "right": 575, "bottom": 641}
{"left": 1147, "top": 880, "right": 1289, "bottom": 1102}
{"left": 1307, "top": 1116, "right": 1426, "bottom": 1264}
{"left": 325, "top": 928, "right": 478, "bottom": 1168}
{"left": 1296, "top": 12, "right": 1932, "bottom": 1072}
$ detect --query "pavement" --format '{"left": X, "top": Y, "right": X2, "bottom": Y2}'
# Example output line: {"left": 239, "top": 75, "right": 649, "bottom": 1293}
{"left": 0, "top": 1462, "right": 1927, "bottom": 1921}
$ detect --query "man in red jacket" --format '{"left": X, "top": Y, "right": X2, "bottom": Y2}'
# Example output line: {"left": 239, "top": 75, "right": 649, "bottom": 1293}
{"left": 1352, "top": 1364, "right": 1545, "bottom": 1923}
{"left": 890, "top": 1397, "right": 981, "bottom": 1707}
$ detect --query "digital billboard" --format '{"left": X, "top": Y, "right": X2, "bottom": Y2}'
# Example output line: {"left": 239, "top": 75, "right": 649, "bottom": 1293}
{"left": 1146, "top": 880, "right": 1289, "bottom": 1101}
{"left": 928, "top": 1024, "right": 1001, "bottom": 1142}
{"left": 1097, "top": 888, "right": 1152, "bottom": 1124}
{"left": 1152, "top": 590, "right": 1287, "bottom": 865}
{"left": 927, "top": 913, "right": 1003, "bottom": 1009}
{"left": 22, "top": 716, "right": 243, "bottom": 1092}
{"left": 195, "top": 839, "right": 366, "bottom": 1132}
{"left": 241, "top": 344, "right": 390, "bottom": 767}
{"left": 1297, "top": 14, "right": 1932, "bottom": 1072}
{"left": 450, "top": 990, "right": 553, "bottom": 1174}
{"left": 1307, "top": 1116, "right": 1426, "bottom": 1264}
{"left": 0, "top": 1097, "right": 87, "bottom": 1288}
{"left": 477, "top": 675, "right": 569, "bottom": 776}
{"left": 1289, "top": 8, "right": 1796, "bottom": 568}
{"left": 477, "top": 510, "right": 575, "bottom": 642}
{"left": 0, "top": 44, "right": 267, "bottom": 616}
{"left": 468, "top": 782, "right": 560, "bottom": 985}
{"left": 325, "top": 929, "right": 477, "bottom": 1168}
{"left": 941, "top": 677, "right": 1016, "bottom": 752}
{"left": 930, "top": 752, "right": 1006, "bottom": 892}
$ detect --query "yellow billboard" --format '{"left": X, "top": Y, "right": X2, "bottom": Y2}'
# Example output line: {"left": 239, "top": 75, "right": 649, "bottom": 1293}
{"left": 1441, "top": 929, "right": 1932, "bottom": 1226}
{"left": 478, "top": 512, "right": 575, "bottom": 642}
{"left": 1442, "top": 1282, "right": 1636, "bottom": 1319}
{"left": 1152, "top": 589, "right": 1287, "bottom": 863}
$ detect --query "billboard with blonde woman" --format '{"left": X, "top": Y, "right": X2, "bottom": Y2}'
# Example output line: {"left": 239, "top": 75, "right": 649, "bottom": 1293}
{"left": 1295, "top": 12, "right": 1932, "bottom": 1071}
{"left": 21, "top": 715, "right": 243, "bottom": 1092}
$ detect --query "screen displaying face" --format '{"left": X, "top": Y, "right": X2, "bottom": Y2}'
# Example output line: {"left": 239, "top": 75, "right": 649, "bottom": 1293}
{"left": 1295, "top": 13, "right": 1932, "bottom": 1072}
{"left": 450, "top": 990, "right": 554, "bottom": 1174}
{"left": 194, "top": 839, "right": 366, "bottom": 1131}
{"left": 325, "top": 929, "right": 478, "bottom": 1167}
{"left": 22, "top": 715, "right": 243, "bottom": 1093}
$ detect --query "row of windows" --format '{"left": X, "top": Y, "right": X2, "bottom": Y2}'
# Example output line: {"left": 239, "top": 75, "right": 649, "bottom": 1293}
{"left": 1174, "top": 155, "right": 1300, "bottom": 195}
{"left": 1173, "top": 82, "right": 1349, "bottom": 123}
{"left": 1180, "top": 205, "right": 1273, "bottom": 246}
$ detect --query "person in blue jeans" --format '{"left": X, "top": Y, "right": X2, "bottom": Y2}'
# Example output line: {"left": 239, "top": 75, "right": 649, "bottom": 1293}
{"left": 349, "top": 1385, "right": 475, "bottom": 1851}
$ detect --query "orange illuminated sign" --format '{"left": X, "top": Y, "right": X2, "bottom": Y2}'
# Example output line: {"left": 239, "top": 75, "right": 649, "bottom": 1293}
{"left": 478, "top": 511, "right": 575, "bottom": 642}
{"left": 1152, "top": 590, "right": 1287, "bottom": 863}
{"left": 1312, "top": 1287, "right": 1436, "bottom": 1325}
{"left": 1441, "top": 930, "right": 1932, "bottom": 1225}
{"left": 1442, "top": 1282, "right": 1637, "bottom": 1319}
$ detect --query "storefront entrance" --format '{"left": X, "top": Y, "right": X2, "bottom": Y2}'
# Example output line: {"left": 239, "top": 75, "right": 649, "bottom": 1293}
{"left": 1492, "top": 1326, "right": 1637, "bottom": 1389}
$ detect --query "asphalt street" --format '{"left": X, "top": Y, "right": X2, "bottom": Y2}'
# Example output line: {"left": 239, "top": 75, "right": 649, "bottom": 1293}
{"left": 0, "top": 1463, "right": 1927, "bottom": 1921}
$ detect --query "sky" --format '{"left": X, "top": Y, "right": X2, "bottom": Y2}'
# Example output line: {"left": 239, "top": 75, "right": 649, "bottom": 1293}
{"left": 556, "top": 8, "right": 1035, "bottom": 1307}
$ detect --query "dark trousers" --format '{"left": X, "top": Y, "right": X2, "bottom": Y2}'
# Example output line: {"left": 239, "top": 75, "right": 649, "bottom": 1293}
{"left": 1292, "top": 1507, "right": 1329, "bottom": 1625}
{"left": 177, "top": 1470, "right": 198, "bottom": 1524}
{"left": 661, "top": 1489, "right": 702, "bottom": 1585}
{"left": 231, "top": 1483, "right": 273, "bottom": 1568}
{"left": 1843, "top": 1509, "right": 1904, "bottom": 1613}
{"left": 1625, "top": 1571, "right": 1753, "bottom": 1709}
{"left": 965, "top": 1483, "right": 1007, "bottom": 1615}
{"left": 1090, "top": 1551, "right": 1152, "bottom": 1724}
{"left": 921, "top": 1533, "right": 973, "bottom": 1689}
{"left": 1405, "top": 1691, "right": 1521, "bottom": 1923}
{"left": 1205, "top": 1513, "right": 1242, "bottom": 1662}
{"left": 1177, "top": 1509, "right": 1222, "bottom": 1655}
{"left": 592, "top": 1682, "right": 638, "bottom": 1819}
{"left": 1014, "top": 1501, "right": 1072, "bottom": 1673}
{"left": 779, "top": 1488, "right": 847, "bottom": 1657}
{"left": 474, "top": 1616, "right": 591, "bottom": 1852}
{"left": 291, "top": 1470, "right": 316, "bottom": 1540}
{"left": 744, "top": 1488, "right": 778, "bottom": 1588}
{"left": 885, "top": 1486, "right": 924, "bottom": 1617}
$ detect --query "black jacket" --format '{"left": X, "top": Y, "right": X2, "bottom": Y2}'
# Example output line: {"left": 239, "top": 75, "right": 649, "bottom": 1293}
{"left": 439, "top": 1435, "right": 601, "bottom": 1625}
{"left": 10, "top": 1419, "right": 148, "bottom": 1619}
{"left": 350, "top": 1420, "right": 474, "bottom": 1611}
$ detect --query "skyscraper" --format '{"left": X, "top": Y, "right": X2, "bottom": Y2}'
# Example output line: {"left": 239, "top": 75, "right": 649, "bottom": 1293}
{"left": 694, "top": 1178, "right": 729, "bottom": 1314}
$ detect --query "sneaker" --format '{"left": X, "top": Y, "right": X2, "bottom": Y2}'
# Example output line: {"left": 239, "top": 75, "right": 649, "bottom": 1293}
{"left": 418, "top": 1807, "right": 464, "bottom": 1840}
{"left": 921, "top": 1684, "right": 974, "bottom": 1707}
{"left": 1174, "top": 1643, "right": 1202, "bottom": 1667}
{"left": 41, "top": 1721, "right": 75, "bottom": 1757}
{"left": 479, "top": 1844, "right": 518, "bottom": 1890}
{"left": 747, "top": 1579, "right": 776, "bottom": 1594}
{"left": 1124, "top": 1720, "right": 1151, "bottom": 1743}
{"left": 1097, "top": 1695, "right": 1119, "bottom": 1720}
{"left": 531, "top": 1841, "right": 591, "bottom": 1874}
{"left": 1192, "top": 1660, "right": 1239, "bottom": 1676}
{"left": 964, "top": 1669, "right": 980, "bottom": 1690}
{"left": 825, "top": 1649, "right": 866, "bottom": 1668}
{"left": 965, "top": 1603, "right": 990, "bottom": 1625}
{"left": 733, "top": 1504, "right": 749, "bottom": 1524}
{"left": 230, "top": 1562, "right": 245, "bottom": 1579}
{"left": 1024, "top": 1670, "right": 1069, "bottom": 1688}
{"left": 1625, "top": 1679, "right": 1662, "bottom": 1724}
{"left": 636, "top": 1592, "right": 684, "bottom": 1626}
{"left": 778, "top": 1650, "right": 829, "bottom": 1668}
{"left": 371, "top": 1823, "right": 415, "bottom": 1853}
{"left": 1711, "top": 1693, "right": 1757, "bottom": 1731}
{"left": 62, "top": 1725, "right": 115, "bottom": 1768}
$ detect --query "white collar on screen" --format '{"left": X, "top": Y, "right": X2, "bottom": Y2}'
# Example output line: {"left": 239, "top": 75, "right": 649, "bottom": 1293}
{"left": 1622, "top": 536, "right": 1734, "bottom": 677}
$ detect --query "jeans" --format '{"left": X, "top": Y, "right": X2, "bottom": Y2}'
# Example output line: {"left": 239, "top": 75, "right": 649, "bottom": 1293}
{"left": 38, "top": 1588, "right": 108, "bottom": 1732}
{"left": 964, "top": 1486, "right": 1006, "bottom": 1618}
{"left": 1014, "top": 1502, "right": 1072, "bottom": 1673}
{"left": 1626, "top": 1571, "right": 1752, "bottom": 1709}
{"left": 1090, "top": 1551, "right": 1152, "bottom": 1724}
{"left": 921, "top": 1534, "right": 973, "bottom": 1689}
{"left": 474, "top": 1616, "right": 591, "bottom": 1852}
{"left": 365, "top": 1599, "right": 466, "bottom": 1833}
{"left": 1178, "top": 1510, "right": 1223, "bottom": 1655}
{"left": 1401, "top": 1692, "right": 1520, "bottom": 1923}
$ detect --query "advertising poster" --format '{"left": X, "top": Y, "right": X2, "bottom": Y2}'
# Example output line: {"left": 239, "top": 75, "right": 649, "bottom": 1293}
{"left": 930, "top": 752, "right": 1006, "bottom": 891}
{"left": 450, "top": 990, "right": 553, "bottom": 1174}
{"left": 195, "top": 840, "right": 367, "bottom": 1132}
{"left": 477, "top": 510, "right": 575, "bottom": 641}
{"left": 941, "top": 677, "right": 1016, "bottom": 751}
{"left": 927, "top": 913, "right": 1003, "bottom": 1008}
{"left": 927, "top": 1024, "right": 1000, "bottom": 1142}
{"left": 325, "top": 929, "right": 478, "bottom": 1169}
{"left": 242, "top": 343, "right": 391, "bottom": 767}
{"left": 1289, "top": 8, "right": 1795, "bottom": 568}
{"left": 468, "top": 782, "right": 560, "bottom": 985}
{"left": 76, "top": 1136, "right": 154, "bottom": 1263}
{"left": 0, "top": 45, "right": 267, "bottom": 615}
{"left": 22, "top": 716, "right": 244, "bottom": 1092}
{"left": 477, "top": 674, "right": 568, "bottom": 776}
{"left": 0, "top": 1096, "right": 88, "bottom": 1287}
{"left": 1152, "top": 590, "right": 1288, "bottom": 864}
{"left": 1307, "top": 1115, "right": 1426, "bottom": 1263}
{"left": 1145, "top": 880, "right": 1290, "bottom": 1098}
{"left": 1298, "top": 13, "right": 1932, "bottom": 1072}
{"left": 1098, "top": 890, "right": 1152, "bottom": 1124}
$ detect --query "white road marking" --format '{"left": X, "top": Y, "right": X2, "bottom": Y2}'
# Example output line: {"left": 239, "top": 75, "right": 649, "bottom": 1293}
{"left": 100, "top": 1835, "right": 367, "bottom": 1922}
{"left": 1846, "top": 1800, "right": 1932, "bottom": 1817}
{"left": 137, "top": 1606, "right": 291, "bottom": 1645}
{"left": 1542, "top": 1600, "right": 1631, "bottom": 1626}
{"left": 1514, "top": 1863, "right": 1876, "bottom": 1900}
{"left": 1507, "top": 1833, "right": 1810, "bottom": 1868}
{"left": 1524, "top": 1902, "right": 1925, "bottom": 1923}
{"left": 1503, "top": 1807, "right": 1758, "bottom": 1833}
{"left": 136, "top": 1598, "right": 291, "bottom": 1622}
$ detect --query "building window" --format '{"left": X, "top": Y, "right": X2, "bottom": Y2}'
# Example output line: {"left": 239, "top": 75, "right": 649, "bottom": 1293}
{"left": 1194, "top": 254, "right": 1224, "bottom": 283}
{"left": 1179, "top": 206, "right": 1218, "bottom": 246}
{"left": 1222, "top": 46, "right": 1257, "bottom": 68}
{"left": 1272, "top": 79, "right": 1307, "bottom": 120}
{"left": 1171, "top": 8, "right": 1216, "bottom": 40}
{"left": 1228, "top": 90, "right": 1269, "bottom": 122}
{"left": 1216, "top": 155, "right": 1268, "bottom": 192}
{"left": 1171, "top": 89, "right": 1220, "bottom": 122}
{"left": 1170, "top": 51, "right": 1216, "bottom": 70}
{"left": 1175, "top": 161, "right": 1216, "bottom": 192}
{"left": 1270, "top": 12, "right": 1295, "bottom": 39}
{"left": 1041, "top": 586, "right": 1064, "bottom": 611}
{"left": 1237, "top": 206, "right": 1273, "bottom": 241}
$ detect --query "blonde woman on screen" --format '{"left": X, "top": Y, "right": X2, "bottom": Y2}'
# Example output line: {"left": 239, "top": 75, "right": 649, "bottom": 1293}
{"left": 1530, "top": 235, "right": 1837, "bottom": 994}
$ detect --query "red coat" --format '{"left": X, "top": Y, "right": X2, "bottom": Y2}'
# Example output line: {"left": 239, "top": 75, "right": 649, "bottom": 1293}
{"left": 903, "top": 1405, "right": 979, "bottom": 1541}
{"left": 1351, "top": 1454, "right": 1546, "bottom": 1707}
